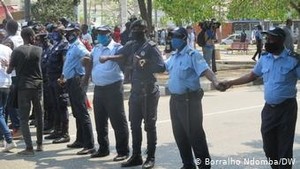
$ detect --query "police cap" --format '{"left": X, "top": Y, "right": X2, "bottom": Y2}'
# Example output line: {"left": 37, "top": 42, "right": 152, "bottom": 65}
{"left": 64, "top": 23, "right": 81, "bottom": 32}
{"left": 96, "top": 25, "right": 112, "bottom": 32}
{"left": 171, "top": 27, "right": 188, "bottom": 40}
{"left": 262, "top": 27, "right": 286, "bottom": 39}
{"left": 130, "top": 19, "right": 147, "bottom": 30}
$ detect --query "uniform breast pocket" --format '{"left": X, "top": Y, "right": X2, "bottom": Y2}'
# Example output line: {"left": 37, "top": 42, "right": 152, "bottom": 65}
{"left": 276, "top": 66, "right": 293, "bottom": 82}
{"left": 178, "top": 63, "right": 191, "bottom": 80}
{"left": 261, "top": 68, "right": 270, "bottom": 82}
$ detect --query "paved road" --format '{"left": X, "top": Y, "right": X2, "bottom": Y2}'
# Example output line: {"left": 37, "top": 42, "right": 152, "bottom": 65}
{"left": 2, "top": 85, "right": 300, "bottom": 169}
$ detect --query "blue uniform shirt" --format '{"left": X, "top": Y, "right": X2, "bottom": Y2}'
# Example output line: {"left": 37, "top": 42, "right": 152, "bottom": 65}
{"left": 91, "top": 40, "right": 123, "bottom": 86}
{"left": 253, "top": 49, "right": 300, "bottom": 104}
{"left": 165, "top": 45, "right": 209, "bottom": 94}
{"left": 62, "top": 39, "right": 90, "bottom": 80}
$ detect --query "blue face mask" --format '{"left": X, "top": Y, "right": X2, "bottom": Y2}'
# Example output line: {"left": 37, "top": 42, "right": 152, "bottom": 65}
{"left": 97, "top": 34, "right": 110, "bottom": 46}
{"left": 171, "top": 38, "right": 185, "bottom": 50}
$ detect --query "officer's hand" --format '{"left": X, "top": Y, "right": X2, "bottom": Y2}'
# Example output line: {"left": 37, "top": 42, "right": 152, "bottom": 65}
{"left": 99, "top": 56, "right": 108, "bottom": 63}
{"left": 213, "top": 81, "right": 227, "bottom": 92}
{"left": 57, "top": 78, "right": 66, "bottom": 87}
{"left": 80, "top": 76, "right": 89, "bottom": 88}
{"left": 219, "top": 80, "right": 232, "bottom": 90}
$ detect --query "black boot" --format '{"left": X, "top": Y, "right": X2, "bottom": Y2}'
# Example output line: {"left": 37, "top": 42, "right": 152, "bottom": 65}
{"left": 121, "top": 154, "right": 143, "bottom": 167}
{"left": 52, "top": 133, "right": 70, "bottom": 144}
{"left": 142, "top": 157, "right": 155, "bottom": 169}
{"left": 44, "top": 131, "right": 61, "bottom": 140}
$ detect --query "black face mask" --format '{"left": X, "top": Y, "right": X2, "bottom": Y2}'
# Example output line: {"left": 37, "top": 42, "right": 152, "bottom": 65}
{"left": 65, "top": 32, "right": 77, "bottom": 43}
{"left": 265, "top": 42, "right": 280, "bottom": 54}
{"left": 131, "top": 31, "right": 145, "bottom": 40}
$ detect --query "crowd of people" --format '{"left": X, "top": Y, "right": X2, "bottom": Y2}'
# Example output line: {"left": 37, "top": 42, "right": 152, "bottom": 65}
{"left": 0, "top": 0, "right": 300, "bottom": 168}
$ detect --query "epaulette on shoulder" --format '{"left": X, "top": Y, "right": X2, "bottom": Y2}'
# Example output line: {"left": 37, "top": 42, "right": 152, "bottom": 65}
{"left": 114, "top": 43, "right": 122, "bottom": 47}
{"left": 288, "top": 51, "right": 300, "bottom": 61}
{"left": 148, "top": 40, "right": 156, "bottom": 47}
{"left": 186, "top": 49, "right": 196, "bottom": 57}
{"left": 261, "top": 52, "right": 268, "bottom": 56}
{"left": 125, "top": 40, "right": 135, "bottom": 46}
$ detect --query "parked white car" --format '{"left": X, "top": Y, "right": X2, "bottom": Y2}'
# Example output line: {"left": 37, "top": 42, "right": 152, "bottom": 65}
{"left": 220, "top": 34, "right": 241, "bottom": 45}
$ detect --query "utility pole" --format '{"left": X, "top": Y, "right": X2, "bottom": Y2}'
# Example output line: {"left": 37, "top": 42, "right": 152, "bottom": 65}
{"left": 24, "top": 0, "right": 31, "bottom": 21}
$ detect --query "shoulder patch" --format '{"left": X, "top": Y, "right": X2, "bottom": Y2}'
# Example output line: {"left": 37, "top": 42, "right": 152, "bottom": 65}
{"left": 148, "top": 40, "right": 156, "bottom": 46}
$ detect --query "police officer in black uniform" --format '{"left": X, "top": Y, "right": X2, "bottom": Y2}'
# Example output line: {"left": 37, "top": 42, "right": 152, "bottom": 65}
{"left": 100, "top": 19, "right": 165, "bottom": 169}
{"left": 35, "top": 32, "right": 53, "bottom": 132}
{"left": 45, "top": 25, "right": 70, "bottom": 144}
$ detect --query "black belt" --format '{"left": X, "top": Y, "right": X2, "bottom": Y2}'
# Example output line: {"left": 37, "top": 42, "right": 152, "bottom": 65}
{"left": 171, "top": 89, "right": 203, "bottom": 98}
{"left": 95, "top": 80, "right": 122, "bottom": 90}
{"left": 266, "top": 98, "right": 296, "bottom": 108}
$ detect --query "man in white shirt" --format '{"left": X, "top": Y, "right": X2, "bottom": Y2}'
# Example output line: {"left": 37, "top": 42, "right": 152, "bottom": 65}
{"left": 0, "top": 43, "right": 17, "bottom": 152}
{"left": 186, "top": 26, "right": 196, "bottom": 49}
{"left": 81, "top": 24, "right": 93, "bottom": 46}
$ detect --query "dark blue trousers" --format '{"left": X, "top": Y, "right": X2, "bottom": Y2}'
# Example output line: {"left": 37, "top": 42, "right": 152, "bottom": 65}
{"left": 170, "top": 89, "right": 211, "bottom": 169}
{"left": 261, "top": 98, "right": 297, "bottom": 169}
{"left": 93, "top": 81, "right": 129, "bottom": 155}
{"left": 66, "top": 76, "right": 94, "bottom": 149}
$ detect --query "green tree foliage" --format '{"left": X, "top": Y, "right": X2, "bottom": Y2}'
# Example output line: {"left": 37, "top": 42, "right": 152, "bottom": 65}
{"left": 154, "top": 0, "right": 226, "bottom": 25}
{"left": 31, "top": 0, "right": 76, "bottom": 23}
{"left": 155, "top": 0, "right": 300, "bottom": 25}
{"left": 227, "top": 0, "right": 300, "bottom": 20}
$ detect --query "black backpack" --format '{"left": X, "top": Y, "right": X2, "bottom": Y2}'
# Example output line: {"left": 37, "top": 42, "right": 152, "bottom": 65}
{"left": 197, "top": 30, "right": 208, "bottom": 47}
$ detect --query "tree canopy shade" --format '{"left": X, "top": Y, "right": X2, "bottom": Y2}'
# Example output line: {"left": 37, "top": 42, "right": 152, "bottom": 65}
{"left": 154, "top": 0, "right": 222, "bottom": 25}
{"left": 227, "top": 0, "right": 300, "bottom": 20}
{"left": 31, "top": 0, "right": 76, "bottom": 23}
{"left": 154, "top": 0, "right": 300, "bottom": 25}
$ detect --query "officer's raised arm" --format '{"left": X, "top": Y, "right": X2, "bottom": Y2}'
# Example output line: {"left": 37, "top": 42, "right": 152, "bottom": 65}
{"left": 99, "top": 54, "right": 124, "bottom": 63}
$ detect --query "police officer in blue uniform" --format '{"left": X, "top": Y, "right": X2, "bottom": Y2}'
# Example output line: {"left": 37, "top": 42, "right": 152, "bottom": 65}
{"left": 45, "top": 25, "right": 70, "bottom": 144}
{"left": 222, "top": 27, "right": 300, "bottom": 169}
{"left": 165, "top": 27, "right": 225, "bottom": 169}
{"left": 58, "top": 24, "right": 95, "bottom": 155}
{"left": 82, "top": 25, "right": 130, "bottom": 161}
{"left": 100, "top": 19, "right": 165, "bottom": 169}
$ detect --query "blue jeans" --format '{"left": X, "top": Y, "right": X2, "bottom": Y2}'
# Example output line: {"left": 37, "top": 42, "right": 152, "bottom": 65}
{"left": 202, "top": 46, "right": 214, "bottom": 68}
{"left": 5, "top": 83, "right": 20, "bottom": 129}
{"left": 5, "top": 107, "right": 20, "bottom": 129}
{"left": 0, "top": 88, "right": 13, "bottom": 143}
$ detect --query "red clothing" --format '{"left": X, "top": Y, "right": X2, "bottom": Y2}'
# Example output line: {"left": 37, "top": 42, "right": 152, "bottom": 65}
{"left": 113, "top": 29, "right": 121, "bottom": 43}
{"left": 80, "top": 38, "right": 93, "bottom": 52}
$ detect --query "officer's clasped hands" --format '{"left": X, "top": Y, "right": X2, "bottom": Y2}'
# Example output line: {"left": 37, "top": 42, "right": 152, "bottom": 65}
{"left": 99, "top": 56, "right": 108, "bottom": 63}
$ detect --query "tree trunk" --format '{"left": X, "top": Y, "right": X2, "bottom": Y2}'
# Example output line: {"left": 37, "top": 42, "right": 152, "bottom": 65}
{"left": 147, "top": 0, "right": 152, "bottom": 28}
{"left": 137, "top": 0, "right": 152, "bottom": 29}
